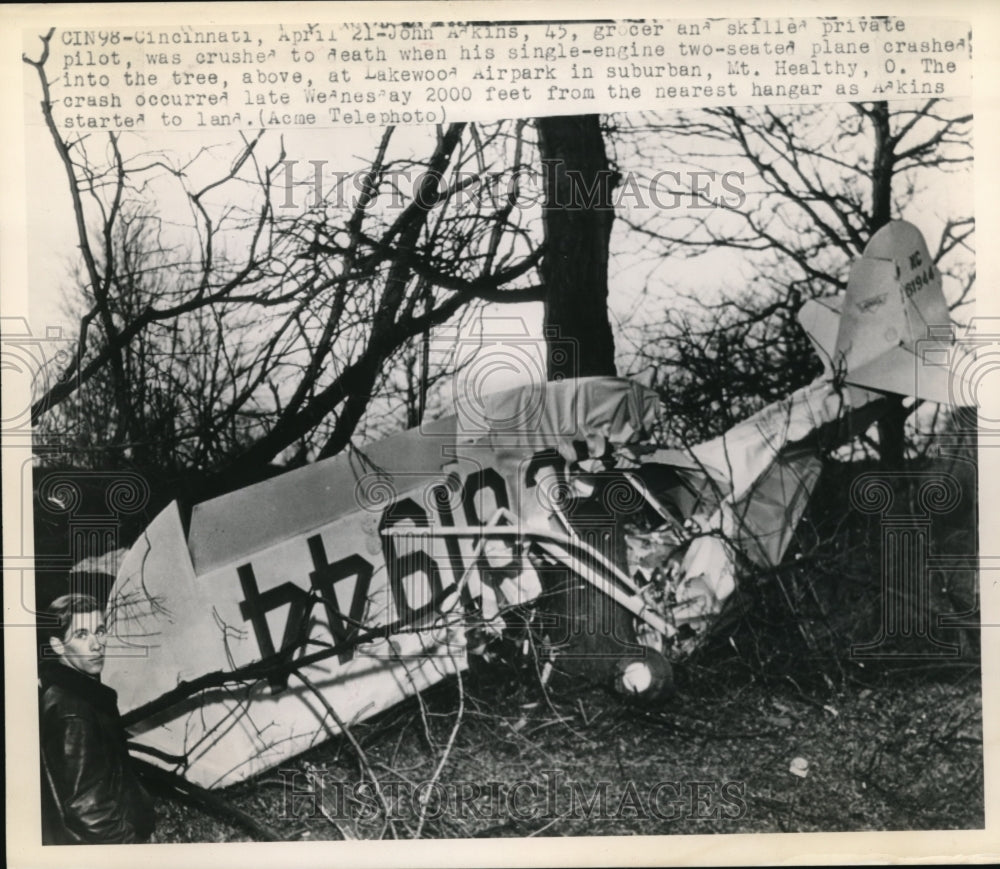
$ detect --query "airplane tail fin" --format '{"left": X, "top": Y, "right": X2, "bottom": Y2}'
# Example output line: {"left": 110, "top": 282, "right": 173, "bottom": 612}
{"left": 798, "top": 221, "right": 964, "bottom": 406}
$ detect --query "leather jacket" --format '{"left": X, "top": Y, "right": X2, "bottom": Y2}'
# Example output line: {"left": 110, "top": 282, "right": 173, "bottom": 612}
{"left": 38, "top": 661, "right": 155, "bottom": 844}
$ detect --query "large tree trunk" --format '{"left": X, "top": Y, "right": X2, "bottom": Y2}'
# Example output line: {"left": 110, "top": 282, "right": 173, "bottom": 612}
{"left": 536, "top": 116, "right": 619, "bottom": 380}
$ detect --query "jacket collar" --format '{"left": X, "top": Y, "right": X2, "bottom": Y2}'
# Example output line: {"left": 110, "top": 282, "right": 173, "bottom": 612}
{"left": 38, "top": 659, "right": 120, "bottom": 716}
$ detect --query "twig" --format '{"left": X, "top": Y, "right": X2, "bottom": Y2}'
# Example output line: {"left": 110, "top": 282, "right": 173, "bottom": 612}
{"left": 134, "top": 758, "right": 284, "bottom": 841}
{"left": 291, "top": 670, "right": 400, "bottom": 839}
{"left": 122, "top": 585, "right": 462, "bottom": 727}
{"left": 304, "top": 763, "right": 357, "bottom": 840}
{"left": 528, "top": 809, "right": 573, "bottom": 837}
{"left": 415, "top": 668, "right": 465, "bottom": 838}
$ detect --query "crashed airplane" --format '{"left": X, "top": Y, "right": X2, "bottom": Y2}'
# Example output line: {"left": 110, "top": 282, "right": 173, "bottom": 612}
{"left": 101, "top": 220, "right": 972, "bottom": 788}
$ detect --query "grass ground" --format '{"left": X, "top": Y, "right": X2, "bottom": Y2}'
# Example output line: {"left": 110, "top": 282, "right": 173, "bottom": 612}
{"left": 148, "top": 655, "right": 983, "bottom": 841}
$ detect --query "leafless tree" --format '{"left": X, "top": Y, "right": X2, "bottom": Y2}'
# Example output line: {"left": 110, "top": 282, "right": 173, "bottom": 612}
{"left": 25, "top": 31, "right": 557, "bottom": 499}
{"left": 612, "top": 100, "right": 973, "bottom": 456}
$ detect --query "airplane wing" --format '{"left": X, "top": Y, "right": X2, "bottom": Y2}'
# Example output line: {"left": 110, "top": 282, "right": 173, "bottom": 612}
{"left": 102, "top": 377, "right": 663, "bottom": 788}
{"left": 107, "top": 490, "right": 466, "bottom": 789}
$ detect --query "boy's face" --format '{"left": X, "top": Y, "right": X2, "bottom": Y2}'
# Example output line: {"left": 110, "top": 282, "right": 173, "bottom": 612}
{"left": 50, "top": 610, "right": 107, "bottom": 676}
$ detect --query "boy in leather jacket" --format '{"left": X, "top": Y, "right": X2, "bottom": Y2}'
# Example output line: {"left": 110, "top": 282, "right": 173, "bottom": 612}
{"left": 38, "top": 593, "right": 155, "bottom": 844}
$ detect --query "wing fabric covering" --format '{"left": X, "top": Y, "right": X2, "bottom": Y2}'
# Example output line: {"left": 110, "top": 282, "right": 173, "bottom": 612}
{"left": 105, "top": 498, "right": 463, "bottom": 788}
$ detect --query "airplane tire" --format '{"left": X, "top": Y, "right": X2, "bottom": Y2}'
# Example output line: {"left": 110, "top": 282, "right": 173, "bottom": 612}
{"left": 612, "top": 648, "right": 675, "bottom": 702}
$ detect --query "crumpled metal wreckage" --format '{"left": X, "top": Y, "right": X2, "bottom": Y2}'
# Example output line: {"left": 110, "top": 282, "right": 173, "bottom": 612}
{"left": 86, "top": 221, "right": 972, "bottom": 789}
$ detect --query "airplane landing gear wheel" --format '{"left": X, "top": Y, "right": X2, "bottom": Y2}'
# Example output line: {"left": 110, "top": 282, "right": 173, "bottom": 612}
{"left": 613, "top": 648, "right": 674, "bottom": 702}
